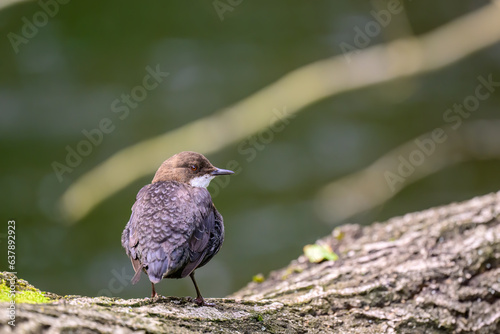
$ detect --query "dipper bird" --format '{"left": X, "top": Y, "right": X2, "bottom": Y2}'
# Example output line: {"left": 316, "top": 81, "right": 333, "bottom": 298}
{"left": 121, "top": 151, "right": 234, "bottom": 306}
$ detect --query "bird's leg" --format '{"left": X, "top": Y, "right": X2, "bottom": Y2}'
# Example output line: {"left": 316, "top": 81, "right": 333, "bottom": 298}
{"left": 151, "top": 282, "right": 158, "bottom": 299}
{"left": 189, "top": 272, "right": 214, "bottom": 306}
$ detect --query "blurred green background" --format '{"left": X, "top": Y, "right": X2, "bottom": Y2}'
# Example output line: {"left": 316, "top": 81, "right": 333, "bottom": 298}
{"left": 1, "top": 0, "right": 499, "bottom": 299}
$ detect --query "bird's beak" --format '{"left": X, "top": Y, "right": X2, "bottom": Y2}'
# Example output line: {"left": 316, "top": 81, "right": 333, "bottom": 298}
{"left": 211, "top": 167, "right": 234, "bottom": 176}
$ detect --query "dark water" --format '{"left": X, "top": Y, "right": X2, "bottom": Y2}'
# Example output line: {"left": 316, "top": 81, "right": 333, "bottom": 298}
{"left": 1, "top": 1, "right": 499, "bottom": 299}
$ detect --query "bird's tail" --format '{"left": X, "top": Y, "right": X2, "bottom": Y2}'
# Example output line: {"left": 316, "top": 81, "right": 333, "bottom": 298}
{"left": 131, "top": 268, "right": 142, "bottom": 285}
{"left": 147, "top": 258, "right": 168, "bottom": 284}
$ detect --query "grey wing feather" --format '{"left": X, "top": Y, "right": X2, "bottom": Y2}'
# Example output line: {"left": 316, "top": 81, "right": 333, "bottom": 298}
{"left": 121, "top": 184, "right": 151, "bottom": 283}
{"left": 180, "top": 209, "right": 216, "bottom": 277}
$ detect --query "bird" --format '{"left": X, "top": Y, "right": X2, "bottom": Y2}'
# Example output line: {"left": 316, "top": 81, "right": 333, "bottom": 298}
{"left": 121, "top": 151, "right": 234, "bottom": 306}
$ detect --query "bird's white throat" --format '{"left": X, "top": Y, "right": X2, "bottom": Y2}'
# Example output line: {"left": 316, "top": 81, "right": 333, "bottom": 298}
{"left": 190, "top": 174, "right": 215, "bottom": 188}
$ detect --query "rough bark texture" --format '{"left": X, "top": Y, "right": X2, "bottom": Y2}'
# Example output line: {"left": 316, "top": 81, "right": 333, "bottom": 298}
{"left": 2, "top": 191, "right": 500, "bottom": 333}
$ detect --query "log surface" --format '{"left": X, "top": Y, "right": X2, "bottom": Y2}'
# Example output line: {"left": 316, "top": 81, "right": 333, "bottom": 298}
{"left": 2, "top": 191, "right": 500, "bottom": 333}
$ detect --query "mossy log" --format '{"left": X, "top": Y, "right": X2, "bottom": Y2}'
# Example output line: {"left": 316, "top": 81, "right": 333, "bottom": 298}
{"left": 1, "top": 191, "right": 500, "bottom": 333}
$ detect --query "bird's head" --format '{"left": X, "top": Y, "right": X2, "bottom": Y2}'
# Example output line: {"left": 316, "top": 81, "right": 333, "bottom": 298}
{"left": 152, "top": 151, "right": 234, "bottom": 188}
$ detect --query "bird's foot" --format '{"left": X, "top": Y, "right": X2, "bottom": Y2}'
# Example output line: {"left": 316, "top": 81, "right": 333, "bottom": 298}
{"left": 187, "top": 296, "right": 215, "bottom": 307}
{"left": 150, "top": 293, "right": 163, "bottom": 302}
{"left": 196, "top": 296, "right": 215, "bottom": 307}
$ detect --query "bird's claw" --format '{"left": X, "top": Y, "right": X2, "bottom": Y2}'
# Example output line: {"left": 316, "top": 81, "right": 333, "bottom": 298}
{"left": 150, "top": 293, "right": 163, "bottom": 302}
{"left": 187, "top": 296, "right": 215, "bottom": 307}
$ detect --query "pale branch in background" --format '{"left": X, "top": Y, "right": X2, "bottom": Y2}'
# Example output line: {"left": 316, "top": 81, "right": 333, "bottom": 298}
{"left": 58, "top": 2, "right": 500, "bottom": 223}
{"left": 315, "top": 119, "right": 500, "bottom": 224}
{"left": 0, "top": 0, "right": 28, "bottom": 11}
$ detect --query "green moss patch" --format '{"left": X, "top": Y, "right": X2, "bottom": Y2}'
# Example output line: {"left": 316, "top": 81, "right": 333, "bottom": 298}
{"left": 0, "top": 272, "right": 54, "bottom": 304}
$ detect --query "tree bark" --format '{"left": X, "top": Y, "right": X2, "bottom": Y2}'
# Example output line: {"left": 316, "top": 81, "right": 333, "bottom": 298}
{"left": 2, "top": 191, "right": 500, "bottom": 333}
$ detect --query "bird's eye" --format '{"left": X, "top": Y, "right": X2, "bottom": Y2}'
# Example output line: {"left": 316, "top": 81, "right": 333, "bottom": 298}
{"left": 190, "top": 165, "right": 198, "bottom": 171}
